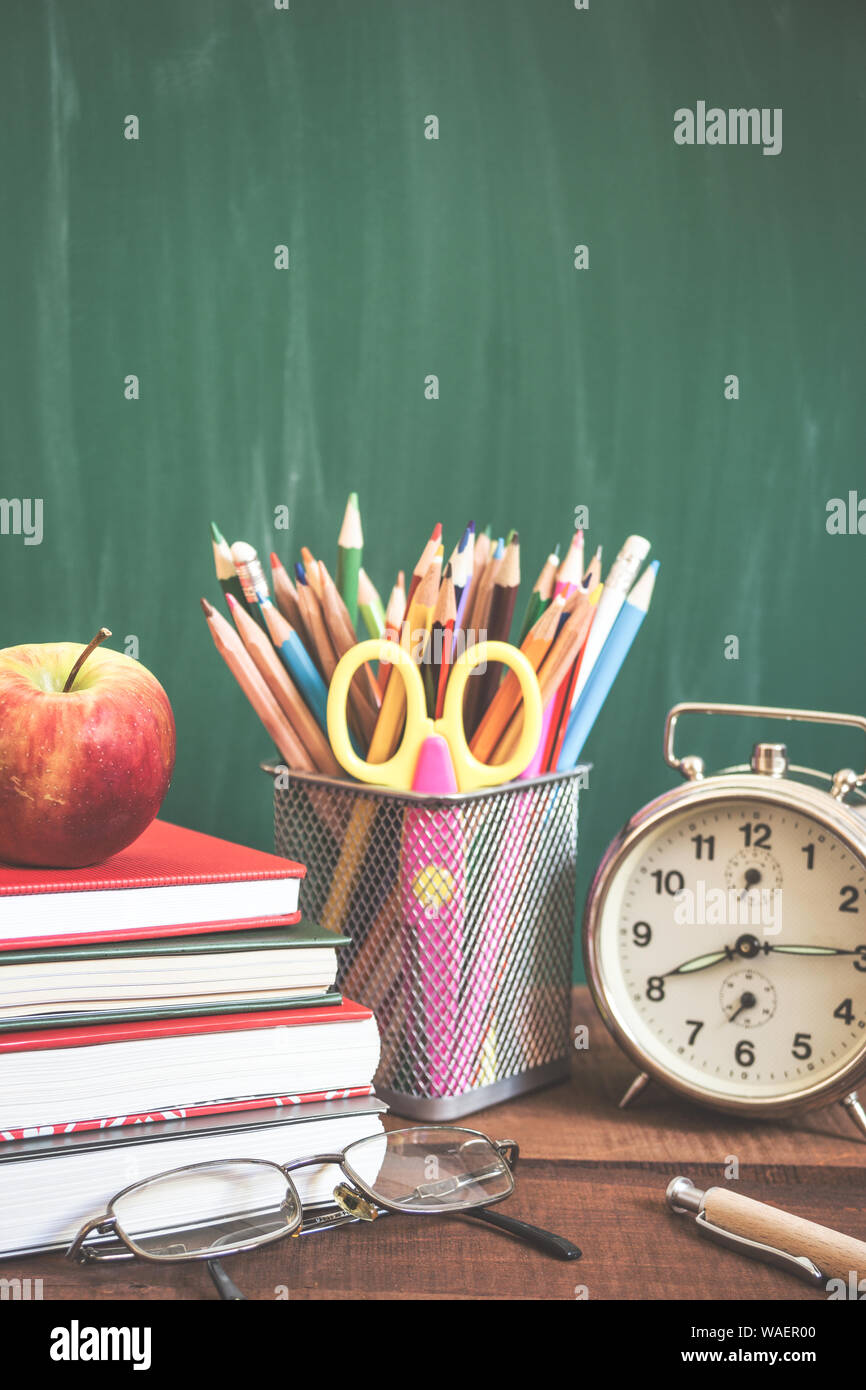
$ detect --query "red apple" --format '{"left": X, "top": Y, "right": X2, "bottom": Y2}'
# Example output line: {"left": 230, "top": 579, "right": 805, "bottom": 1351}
{"left": 0, "top": 631, "right": 176, "bottom": 868}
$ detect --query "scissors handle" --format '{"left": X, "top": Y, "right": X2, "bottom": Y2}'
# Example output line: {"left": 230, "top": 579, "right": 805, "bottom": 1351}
{"left": 327, "top": 640, "right": 428, "bottom": 790}
{"left": 327, "top": 638, "right": 543, "bottom": 791}
{"left": 441, "top": 641, "right": 542, "bottom": 789}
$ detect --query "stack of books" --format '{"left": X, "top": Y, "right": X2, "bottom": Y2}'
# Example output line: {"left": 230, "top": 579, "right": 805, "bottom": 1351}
{"left": 0, "top": 820, "right": 384, "bottom": 1258}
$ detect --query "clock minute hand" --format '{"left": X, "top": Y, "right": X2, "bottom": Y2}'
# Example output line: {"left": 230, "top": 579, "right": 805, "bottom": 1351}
{"left": 765, "top": 944, "right": 856, "bottom": 958}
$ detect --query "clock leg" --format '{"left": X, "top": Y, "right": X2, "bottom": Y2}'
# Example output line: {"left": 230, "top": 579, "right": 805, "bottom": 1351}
{"left": 619, "top": 1072, "right": 650, "bottom": 1109}
{"left": 840, "top": 1091, "right": 866, "bottom": 1141}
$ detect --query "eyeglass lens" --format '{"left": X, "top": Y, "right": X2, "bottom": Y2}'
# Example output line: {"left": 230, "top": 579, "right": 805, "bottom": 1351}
{"left": 111, "top": 1160, "right": 300, "bottom": 1260}
{"left": 342, "top": 1127, "right": 512, "bottom": 1212}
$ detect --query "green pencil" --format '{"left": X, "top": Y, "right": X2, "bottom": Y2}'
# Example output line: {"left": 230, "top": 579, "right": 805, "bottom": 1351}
{"left": 211, "top": 522, "right": 266, "bottom": 629}
{"left": 518, "top": 544, "right": 560, "bottom": 644}
{"left": 357, "top": 567, "right": 385, "bottom": 639}
{"left": 336, "top": 492, "right": 363, "bottom": 629}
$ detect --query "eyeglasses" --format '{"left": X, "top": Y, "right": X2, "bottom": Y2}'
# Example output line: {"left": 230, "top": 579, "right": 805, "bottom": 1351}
{"left": 68, "top": 1125, "right": 581, "bottom": 1298}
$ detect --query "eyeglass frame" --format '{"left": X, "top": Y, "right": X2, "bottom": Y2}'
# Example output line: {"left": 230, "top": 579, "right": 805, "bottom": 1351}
{"left": 67, "top": 1126, "right": 524, "bottom": 1267}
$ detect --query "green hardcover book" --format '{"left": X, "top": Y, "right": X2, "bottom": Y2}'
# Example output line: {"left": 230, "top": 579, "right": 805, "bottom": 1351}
{"left": 0, "top": 920, "right": 349, "bottom": 1031}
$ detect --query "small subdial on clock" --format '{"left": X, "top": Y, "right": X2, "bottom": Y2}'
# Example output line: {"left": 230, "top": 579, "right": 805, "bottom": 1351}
{"left": 724, "top": 849, "right": 783, "bottom": 898}
{"left": 720, "top": 969, "right": 776, "bottom": 1029}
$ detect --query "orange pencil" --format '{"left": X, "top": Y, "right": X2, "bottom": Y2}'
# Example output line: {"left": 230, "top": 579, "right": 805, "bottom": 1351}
{"left": 546, "top": 589, "right": 602, "bottom": 771}
{"left": 200, "top": 598, "right": 315, "bottom": 773}
{"left": 407, "top": 523, "right": 442, "bottom": 607}
{"left": 493, "top": 595, "right": 594, "bottom": 764}
{"left": 470, "top": 596, "right": 565, "bottom": 763}
{"left": 300, "top": 546, "right": 324, "bottom": 601}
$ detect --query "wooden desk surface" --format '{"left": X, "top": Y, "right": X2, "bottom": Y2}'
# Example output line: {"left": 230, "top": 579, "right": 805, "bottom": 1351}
{"left": 9, "top": 987, "right": 864, "bottom": 1301}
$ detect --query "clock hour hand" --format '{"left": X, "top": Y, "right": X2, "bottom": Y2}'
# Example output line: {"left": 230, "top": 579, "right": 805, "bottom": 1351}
{"left": 663, "top": 946, "right": 736, "bottom": 977}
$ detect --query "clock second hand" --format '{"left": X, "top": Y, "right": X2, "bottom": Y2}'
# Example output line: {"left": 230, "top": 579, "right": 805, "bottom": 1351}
{"left": 663, "top": 935, "right": 857, "bottom": 978}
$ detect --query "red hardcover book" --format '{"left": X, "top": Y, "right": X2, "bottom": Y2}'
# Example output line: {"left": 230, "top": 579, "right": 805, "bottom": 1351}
{"left": 0, "top": 818, "right": 305, "bottom": 949}
{"left": 0, "top": 998, "right": 371, "bottom": 1054}
{"left": 0, "top": 998, "right": 380, "bottom": 1135}
{"left": 0, "top": 1084, "right": 375, "bottom": 1142}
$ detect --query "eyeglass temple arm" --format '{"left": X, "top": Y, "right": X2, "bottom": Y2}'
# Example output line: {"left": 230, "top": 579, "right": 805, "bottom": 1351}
{"left": 207, "top": 1259, "right": 247, "bottom": 1300}
{"left": 466, "top": 1207, "right": 582, "bottom": 1261}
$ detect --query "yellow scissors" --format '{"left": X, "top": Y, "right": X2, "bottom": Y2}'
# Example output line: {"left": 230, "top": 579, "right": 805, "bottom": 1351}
{"left": 327, "top": 640, "right": 542, "bottom": 793}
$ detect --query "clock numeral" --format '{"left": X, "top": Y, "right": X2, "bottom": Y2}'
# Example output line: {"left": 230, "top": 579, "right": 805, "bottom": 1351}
{"left": 685, "top": 1019, "right": 704, "bottom": 1046}
{"left": 834, "top": 997, "right": 855, "bottom": 1025}
{"left": 735, "top": 1040, "right": 755, "bottom": 1068}
{"left": 632, "top": 921, "right": 652, "bottom": 947}
{"left": 792, "top": 1032, "right": 812, "bottom": 1061}
{"left": 645, "top": 976, "right": 665, "bottom": 1002}
{"left": 853, "top": 947, "right": 866, "bottom": 973}
{"left": 690, "top": 834, "right": 715, "bottom": 861}
{"left": 839, "top": 885, "right": 860, "bottom": 914}
{"left": 801, "top": 844, "right": 815, "bottom": 870}
{"left": 739, "top": 821, "right": 771, "bottom": 849}
{"left": 650, "top": 869, "right": 685, "bottom": 896}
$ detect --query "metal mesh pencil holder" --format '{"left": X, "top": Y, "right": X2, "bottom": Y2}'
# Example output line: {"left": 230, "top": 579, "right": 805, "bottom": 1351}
{"left": 270, "top": 766, "right": 584, "bottom": 1121}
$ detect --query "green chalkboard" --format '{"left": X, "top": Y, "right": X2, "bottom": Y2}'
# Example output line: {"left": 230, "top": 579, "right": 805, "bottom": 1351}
{"left": 2, "top": 0, "right": 865, "bottom": 980}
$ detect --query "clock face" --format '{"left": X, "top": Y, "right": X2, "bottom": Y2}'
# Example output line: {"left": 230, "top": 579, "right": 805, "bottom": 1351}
{"left": 594, "top": 795, "right": 866, "bottom": 1105}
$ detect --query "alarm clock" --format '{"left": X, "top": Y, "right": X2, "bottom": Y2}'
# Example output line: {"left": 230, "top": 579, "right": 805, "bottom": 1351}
{"left": 584, "top": 702, "right": 866, "bottom": 1140}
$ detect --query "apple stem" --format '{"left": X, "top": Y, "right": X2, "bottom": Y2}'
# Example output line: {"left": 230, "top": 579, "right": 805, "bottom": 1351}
{"left": 63, "top": 628, "right": 113, "bottom": 693}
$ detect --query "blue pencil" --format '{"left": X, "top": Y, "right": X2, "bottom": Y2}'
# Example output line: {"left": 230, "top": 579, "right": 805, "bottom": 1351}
{"left": 558, "top": 561, "right": 659, "bottom": 769}
{"left": 259, "top": 596, "right": 330, "bottom": 733}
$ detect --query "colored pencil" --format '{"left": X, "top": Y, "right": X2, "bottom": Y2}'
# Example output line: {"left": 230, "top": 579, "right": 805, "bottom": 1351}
{"left": 582, "top": 546, "right": 603, "bottom": 594}
{"left": 553, "top": 529, "right": 584, "bottom": 599}
{"left": 430, "top": 563, "right": 457, "bottom": 718}
{"left": 336, "top": 492, "right": 363, "bottom": 628}
{"left": 518, "top": 545, "right": 559, "bottom": 644}
{"left": 470, "top": 595, "right": 565, "bottom": 764}
{"left": 493, "top": 592, "right": 594, "bottom": 764}
{"left": 378, "top": 570, "right": 407, "bottom": 696}
{"left": 357, "top": 568, "right": 386, "bottom": 640}
{"left": 210, "top": 522, "right": 248, "bottom": 608}
{"left": 407, "top": 523, "right": 442, "bottom": 607}
{"left": 225, "top": 594, "right": 340, "bottom": 775}
{"left": 532, "top": 540, "right": 601, "bottom": 771}
{"left": 572, "top": 535, "right": 651, "bottom": 704}
{"left": 230, "top": 541, "right": 272, "bottom": 614}
{"left": 449, "top": 523, "right": 475, "bottom": 613}
{"left": 300, "top": 546, "right": 324, "bottom": 601}
{"left": 546, "top": 584, "right": 602, "bottom": 772}
{"left": 259, "top": 596, "right": 331, "bottom": 736}
{"left": 200, "top": 598, "right": 315, "bottom": 773}
{"left": 318, "top": 559, "right": 381, "bottom": 743}
{"left": 461, "top": 537, "right": 504, "bottom": 736}
{"left": 458, "top": 527, "right": 490, "bottom": 637}
{"left": 559, "top": 562, "right": 658, "bottom": 768}
{"left": 472, "top": 531, "right": 521, "bottom": 725}
{"left": 211, "top": 526, "right": 266, "bottom": 631}
{"left": 293, "top": 563, "right": 338, "bottom": 683}
{"left": 269, "top": 552, "right": 305, "bottom": 635}
{"left": 367, "top": 561, "right": 439, "bottom": 764}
